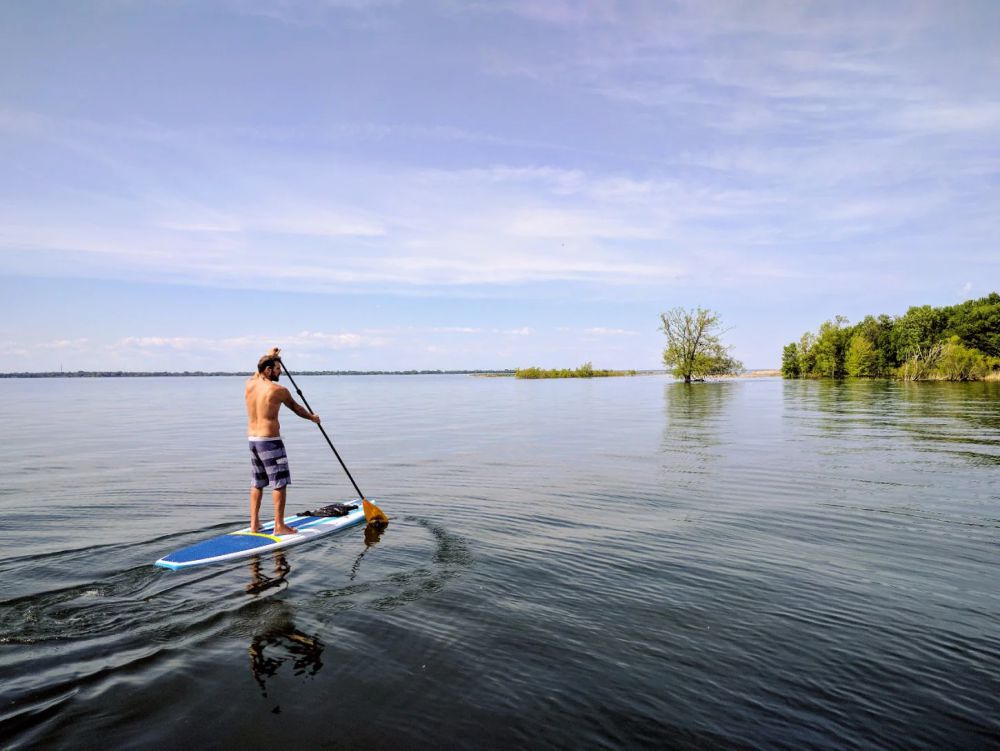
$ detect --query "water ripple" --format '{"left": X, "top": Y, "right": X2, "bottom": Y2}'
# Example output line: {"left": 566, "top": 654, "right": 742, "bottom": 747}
{"left": 1, "top": 376, "right": 998, "bottom": 749}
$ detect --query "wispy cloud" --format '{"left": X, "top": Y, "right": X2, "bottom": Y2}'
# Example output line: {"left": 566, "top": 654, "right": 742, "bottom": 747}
{"left": 225, "top": 0, "right": 403, "bottom": 26}
{"left": 891, "top": 102, "right": 1000, "bottom": 133}
{"left": 0, "top": 331, "right": 387, "bottom": 370}
{"left": 115, "top": 331, "right": 374, "bottom": 352}
{"left": 583, "top": 327, "right": 636, "bottom": 336}
{"left": 38, "top": 338, "right": 91, "bottom": 350}
{"left": 2, "top": 1, "right": 997, "bottom": 371}
{"left": 483, "top": 0, "right": 620, "bottom": 27}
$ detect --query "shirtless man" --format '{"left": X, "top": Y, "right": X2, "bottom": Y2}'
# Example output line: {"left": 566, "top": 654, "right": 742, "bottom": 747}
{"left": 246, "top": 348, "right": 320, "bottom": 535}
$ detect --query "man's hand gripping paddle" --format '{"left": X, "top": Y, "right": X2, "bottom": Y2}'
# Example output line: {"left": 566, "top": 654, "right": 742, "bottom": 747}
{"left": 279, "top": 360, "right": 389, "bottom": 525}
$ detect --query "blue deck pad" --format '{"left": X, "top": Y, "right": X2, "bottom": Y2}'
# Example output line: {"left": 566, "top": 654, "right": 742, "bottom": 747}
{"left": 163, "top": 533, "right": 277, "bottom": 564}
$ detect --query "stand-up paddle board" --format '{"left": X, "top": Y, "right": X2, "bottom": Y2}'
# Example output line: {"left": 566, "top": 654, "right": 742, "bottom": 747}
{"left": 155, "top": 502, "right": 368, "bottom": 570}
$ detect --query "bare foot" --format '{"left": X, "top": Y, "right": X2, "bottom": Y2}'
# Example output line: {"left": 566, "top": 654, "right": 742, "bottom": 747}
{"left": 273, "top": 524, "right": 298, "bottom": 536}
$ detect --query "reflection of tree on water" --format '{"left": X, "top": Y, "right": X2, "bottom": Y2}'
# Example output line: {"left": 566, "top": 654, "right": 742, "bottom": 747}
{"left": 786, "top": 378, "right": 1000, "bottom": 467}
{"left": 795, "top": 378, "right": 1000, "bottom": 439}
{"left": 897, "top": 380, "right": 1000, "bottom": 433}
{"left": 661, "top": 382, "right": 736, "bottom": 492}
{"left": 662, "top": 382, "right": 735, "bottom": 448}
{"left": 889, "top": 381, "right": 1000, "bottom": 466}
{"left": 244, "top": 552, "right": 325, "bottom": 697}
{"left": 804, "top": 378, "right": 898, "bottom": 437}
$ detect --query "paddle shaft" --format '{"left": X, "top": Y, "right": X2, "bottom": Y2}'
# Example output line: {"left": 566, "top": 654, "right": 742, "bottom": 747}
{"left": 279, "top": 364, "right": 367, "bottom": 501}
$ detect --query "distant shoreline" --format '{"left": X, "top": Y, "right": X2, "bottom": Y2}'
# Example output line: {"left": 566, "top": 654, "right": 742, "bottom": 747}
{"left": 0, "top": 368, "right": 782, "bottom": 380}
{"left": 0, "top": 369, "right": 518, "bottom": 379}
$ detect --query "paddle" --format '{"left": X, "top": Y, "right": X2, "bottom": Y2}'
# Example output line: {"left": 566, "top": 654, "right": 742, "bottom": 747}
{"left": 278, "top": 361, "right": 389, "bottom": 525}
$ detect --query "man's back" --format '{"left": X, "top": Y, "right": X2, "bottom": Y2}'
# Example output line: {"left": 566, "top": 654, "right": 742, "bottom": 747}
{"left": 246, "top": 376, "right": 285, "bottom": 436}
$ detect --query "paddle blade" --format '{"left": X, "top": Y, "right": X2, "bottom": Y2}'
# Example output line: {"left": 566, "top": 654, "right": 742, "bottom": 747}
{"left": 362, "top": 498, "right": 389, "bottom": 524}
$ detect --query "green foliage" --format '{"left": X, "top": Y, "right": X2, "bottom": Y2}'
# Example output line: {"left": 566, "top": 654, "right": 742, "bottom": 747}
{"left": 893, "top": 305, "right": 947, "bottom": 362}
{"left": 897, "top": 343, "right": 943, "bottom": 381}
{"left": 853, "top": 314, "right": 895, "bottom": 377}
{"left": 515, "top": 362, "right": 636, "bottom": 379}
{"left": 781, "top": 343, "right": 800, "bottom": 378}
{"left": 797, "top": 332, "right": 817, "bottom": 376}
{"left": 943, "top": 292, "right": 1000, "bottom": 357}
{"left": 935, "top": 337, "right": 989, "bottom": 381}
{"left": 783, "top": 293, "right": 998, "bottom": 381}
{"left": 845, "top": 334, "right": 877, "bottom": 377}
{"left": 812, "top": 315, "right": 850, "bottom": 378}
{"left": 659, "top": 307, "right": 743, "bottom": 383}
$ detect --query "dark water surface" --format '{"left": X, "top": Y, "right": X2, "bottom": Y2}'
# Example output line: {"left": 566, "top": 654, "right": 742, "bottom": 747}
{"left": 1, "top": 375, "right": 998, "bottom": 749}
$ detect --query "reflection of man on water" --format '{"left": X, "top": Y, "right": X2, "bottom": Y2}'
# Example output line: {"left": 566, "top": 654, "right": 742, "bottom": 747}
{"left": 247, "top": 621, "right": 325, "bottom": 694}
{"left": 246, "top": 551, "right": 291, "bottom": 595}
{"left": 244, "top": 552, "right": 324, "bottom": 696}
{"left": 248, "top": 617, "right": 324, "bottom": 695}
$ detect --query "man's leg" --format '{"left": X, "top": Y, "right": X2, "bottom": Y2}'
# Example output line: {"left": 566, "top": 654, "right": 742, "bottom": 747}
{"left": 273, "top": 486, "right": 297, "bottom": 535}
{"left": 250, "top": 486, "right": 263, "bottom": 532}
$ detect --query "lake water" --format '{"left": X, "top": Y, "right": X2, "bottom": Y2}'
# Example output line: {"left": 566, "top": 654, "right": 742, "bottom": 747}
{"left": 1, "top": 375, "right": 998, "bottom": 749}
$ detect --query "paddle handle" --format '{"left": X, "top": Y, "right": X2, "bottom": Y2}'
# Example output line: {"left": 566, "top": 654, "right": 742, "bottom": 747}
{"left": 280, "top": 364, "right": 367, "bottom": 501}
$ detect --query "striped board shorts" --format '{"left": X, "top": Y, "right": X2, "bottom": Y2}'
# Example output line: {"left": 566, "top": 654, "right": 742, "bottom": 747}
{"left": 249, "top": 437, "right": 291, "bottom": 489}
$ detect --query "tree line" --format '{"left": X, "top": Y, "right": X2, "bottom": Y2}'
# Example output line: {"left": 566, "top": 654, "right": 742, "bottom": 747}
{"left": 515, "top": 363, "right": 637, "bottom": 379}
{"left": 782, "top": 293, "right": 1000, "bottom": 381}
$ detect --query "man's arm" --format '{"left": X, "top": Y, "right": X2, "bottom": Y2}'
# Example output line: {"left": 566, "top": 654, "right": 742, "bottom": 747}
{"left": 279, "top": 387, "right": 321, "bottom": 423}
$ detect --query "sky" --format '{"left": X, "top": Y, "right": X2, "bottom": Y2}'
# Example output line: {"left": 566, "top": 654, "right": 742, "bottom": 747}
{"left": 1, "top": 0, "right": 998, "bottom": 372}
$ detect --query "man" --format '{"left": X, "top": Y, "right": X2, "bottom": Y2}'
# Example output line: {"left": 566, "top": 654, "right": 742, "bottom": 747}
{"left": 245, "top": 347, "right": 320, "bottom": 535}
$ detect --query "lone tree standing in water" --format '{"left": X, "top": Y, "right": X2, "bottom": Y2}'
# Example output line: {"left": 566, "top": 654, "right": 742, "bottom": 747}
{"left": 660, "top": 307, "right": 743, "bottom": 383}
